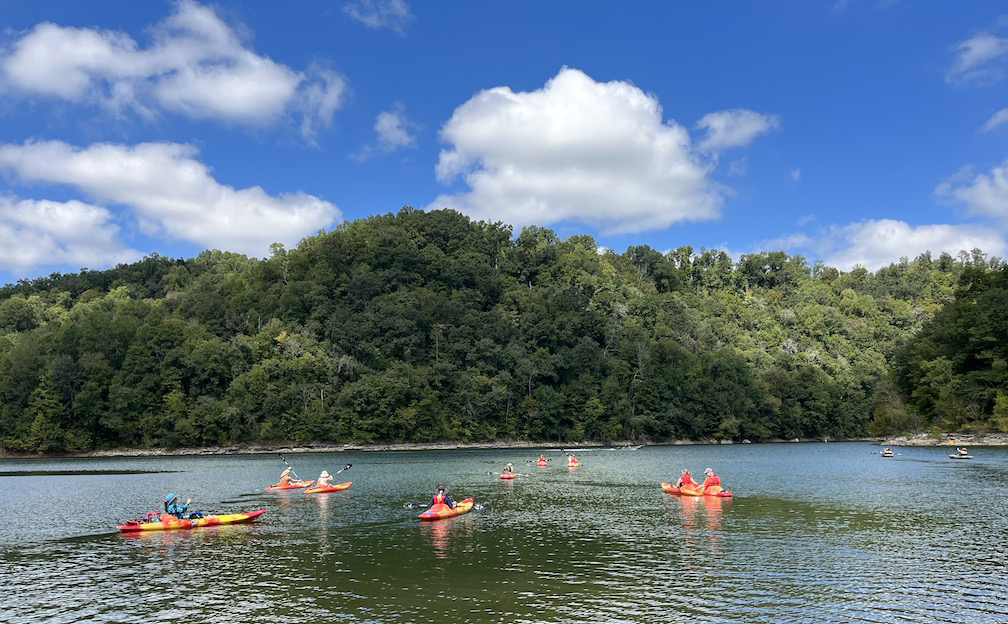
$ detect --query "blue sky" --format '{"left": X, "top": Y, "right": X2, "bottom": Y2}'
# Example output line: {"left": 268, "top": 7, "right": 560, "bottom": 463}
{"left": 1, "top": 1, "right": 1006, "bottom": 286}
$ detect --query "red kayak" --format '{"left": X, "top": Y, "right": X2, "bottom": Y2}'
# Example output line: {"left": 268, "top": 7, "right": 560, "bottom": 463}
{"left": 266, "top": 480, "right": 314, "bottom": 491}
{"left": 536, "top": 460, "right": 548, "bottom": 466}
{"left": 419, "top": 498, "right": 474, "bottom": 521}
{"left": 500, "top": 473, "right": 515, "bottom": 480}
{"left": 661, "top": 482, "right": 732, "bottom": 497}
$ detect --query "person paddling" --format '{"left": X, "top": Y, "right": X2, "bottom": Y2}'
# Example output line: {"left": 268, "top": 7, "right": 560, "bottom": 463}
{"left": 537, "top": 455, "right": 548, "bottom": 464}
{"left": 430, "top": 483, "right": 455, "bottom": 510}
{"left": 675, "top": 469, "right": 695, "bottom": 489}
{"left": 503, "top": 463, "right": 514, "bottom": 475}
{"left": 957, "top": 447, "right": 969, "bottom": 456}
{"left": 164, "top": 493, "right": 191, "bottom": 519}
{"left": 317, "top": 470, "right": 333, "bottom": 488}
{"left": 699, "top": 468, "right": 721, "bottom": 492}
{"left": 277, "top": 467, "right": 305, "bottom": 486}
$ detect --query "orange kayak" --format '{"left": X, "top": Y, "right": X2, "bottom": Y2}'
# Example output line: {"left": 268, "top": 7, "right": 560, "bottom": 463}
{"left": 118, "top": 510, "right": 265, "bottom": 532}
{"left": 305, "top": 481, "right": 351, "bottom": 494}
{"left": 536, "top": 460, "right": 548, "bottom": 466}
{"left": 661, "top": 482, "right": 732, "bottom": 497}
{"left": 500, "top": 473, "right": 515, "bottom": 480}
{"left": 419, "top": 498, "right": 474, "bottom": 521}
{"left": 567, "top": 461, "right": 580, "bottom": 468}
{"left": 266, "top": 480, "right": 314, "bottom": 491}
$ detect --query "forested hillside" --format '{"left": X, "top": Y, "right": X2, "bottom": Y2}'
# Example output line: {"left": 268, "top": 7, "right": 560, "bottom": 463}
{"left": 1, "top": 208, "right": 1004, "bottom": 453}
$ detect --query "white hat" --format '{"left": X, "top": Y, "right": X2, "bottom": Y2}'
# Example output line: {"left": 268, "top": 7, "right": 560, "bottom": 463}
{"left": 705, "top": 468, "right": 713, "bottom": 474}
{"left": 281, "top": 467, "right": 292, "bottom": 475}
{"left": 320, "top": 470, "right": 330, "bottom": 478}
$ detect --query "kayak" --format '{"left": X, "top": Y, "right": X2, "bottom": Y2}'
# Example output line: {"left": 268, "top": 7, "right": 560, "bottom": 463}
{"left": 419, "top": 497, "right": 474, "bottom": 521}
{"left": 949, "top": 454, "right": 973, "bottom": 459}
{"left": 661, "top": 482, "right": 733, "bottom": 497}
{"left": 118, "top": 510, "right": 265, "bottom": 532}
{"left": 266, "top": 480, "right": 314, "bottom": 491}
{"left": 567, "top": 461, "right": 580, "bottom": 468}
{"left": 881, "top": 452, "right": 894, "bottom": 457}
{"left": 500, "top": 473, "right": 515, "bottom": 480}
{"left": 305, "top": 481, "right": 351, "bottom": 494}
{"left": 536, "top": 460, "right": 548, "bottom": 466}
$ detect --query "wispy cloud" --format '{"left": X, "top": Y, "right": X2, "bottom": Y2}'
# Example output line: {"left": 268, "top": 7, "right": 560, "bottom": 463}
{"left": 428, "top": 67, "right": 724, "bottom": 234}
{"left": 352, "top": 104, "right": 419, "bottom": 160}
{"left": 946, "top": 32, "right": 1008, "bottom": 85}
{"left": 936, "top": 159, "right": 1008, "bottom": 221}
{"left": 0, "top": 1, "right": 348, "bottom": 140}
{"left": 790, "top": 168, "right": 801, "bottom": 182}
{"left": 981, "top": 108, "right": 1008, "bottom": 132}
{"left": 696, "top": 109, "right": 779, "bottom": 153}
{"left": 343, "top": 0, "right": 413, "bottom": 35}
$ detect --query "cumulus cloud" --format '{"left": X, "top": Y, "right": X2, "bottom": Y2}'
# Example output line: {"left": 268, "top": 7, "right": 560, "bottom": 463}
{"left": 946, "top": 32, "right": 1008, "bottom": 85}
{"left": 936, "top": 160, "right": 1008, "bottom": 221}
{"left": 427, "top": 67, "right": 723, "bottom": 234}
{"left": 696, "top": 109, "right": 779, "bottom": 152}
{"left": 981, "top": 108, "right": 1008, "bottom": 132}
{"left": 760, "top": 219, "right": 1006, "bottom": 271}
{"left": 343, "top": 0, "right": 413, "bottom": 35}
{"left": 0, "top": 196, "right": 142, "bottom": 275}
{"left": 0, "top": 140, "right": 340, "bottom": 257}
{"left": 0, "top": 1, "right": 347, "bottom": 137}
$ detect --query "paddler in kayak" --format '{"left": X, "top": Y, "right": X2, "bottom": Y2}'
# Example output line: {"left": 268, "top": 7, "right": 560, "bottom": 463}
{"left": 699, "top": 468, "right": 721, "bottom": 492}
{"left": 430, "top": 483, "right": 455, "bottom": 509}
{"left": 503, "top": 463, "right": 514, "bottom": 475}
{"left": 956, "top": 447, "right": 969, "bottom": 456}
{"left": 674, "top": 469, "right": 695, "bottom": 489}
{"left": 536, "top": 455, "right": 548, "bottom": 464}
{"left": 164, "top": 493, "right": 201, "bottom": 519}
{"left": 277, "top": 467, "right": 307, "bottom": 487}
{"left": 317, "top": 470, "right": 333, "bottom": 488}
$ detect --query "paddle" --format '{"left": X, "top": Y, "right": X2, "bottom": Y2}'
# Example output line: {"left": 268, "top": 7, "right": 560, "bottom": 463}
{"left": 334, "top": 463, "right": 352, "bottom": 475}
{"left": 278, "top": 453, "right": 303, "bottom": 482}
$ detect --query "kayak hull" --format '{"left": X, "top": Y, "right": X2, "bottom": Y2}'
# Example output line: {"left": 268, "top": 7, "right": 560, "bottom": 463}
{"left": 266, "top": 480, "right": 314, "bottom": 491}
{"left": 500, "top": 473, "right": 515, "bottom": 480}
{"left": 949, "top": 454, "right": 973, "bottom": 459}
{"left": 661, "top": 482, "right": 732, "bottom": 497}
{"left": 419, "top": 498, "right": 474, "bottom": 521}
{"left": 305, "top": 481, "right": 352, "bottom": 494}
{"left": 567, "top": 462, "right": 580, "bottom": 468}
{"left": 118, "top": 510, "right": 265, "bottom": 532}
{"left": 536, "top": 461, "right": 548, "bottom": 467}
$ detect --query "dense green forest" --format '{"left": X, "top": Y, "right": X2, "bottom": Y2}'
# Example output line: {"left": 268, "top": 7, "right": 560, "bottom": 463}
{"left": 1, "top": 208, "right": 1005, "bottom": 453}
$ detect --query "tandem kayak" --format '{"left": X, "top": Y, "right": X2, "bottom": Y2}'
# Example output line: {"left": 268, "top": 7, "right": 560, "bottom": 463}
{"left": 419, "top": 498, "right": 474, "bottom": 521}
{"left": 304, "top": 481, "right": 352, "bottom": 494}
{"left": 118, "top": 510, "right": 265, "bottom": 532}
{"left": 266, "top": 480, "right": 314, "bottom": 491}
{"left": 949, "top": 454, "right": 973, "bottom": 459}
{"left": 661, "top": 482, "right": 732, "bottom": 497}
{"left": 500, "top": 473, "right": 515, "bottom": 480}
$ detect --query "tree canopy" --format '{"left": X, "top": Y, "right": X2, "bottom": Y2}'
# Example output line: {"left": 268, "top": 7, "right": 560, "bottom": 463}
{"left": 1, "top": 207, "right": 1003, "bottom": 453}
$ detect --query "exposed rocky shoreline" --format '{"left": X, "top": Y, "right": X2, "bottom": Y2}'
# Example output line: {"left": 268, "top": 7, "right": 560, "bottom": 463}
{"left": 882, "top": 432, "right": 1008, "bottom": 447}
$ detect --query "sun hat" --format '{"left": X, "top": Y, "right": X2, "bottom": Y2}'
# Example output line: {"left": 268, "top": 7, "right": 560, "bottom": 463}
{"left": 281, "top": 467, "right": 292, "bottom": 475}
{"left": 320, "top": 470, "right": 330, "bottom": 478}
{"left": 705, "top": 468, "right": 713, "bottom": 474}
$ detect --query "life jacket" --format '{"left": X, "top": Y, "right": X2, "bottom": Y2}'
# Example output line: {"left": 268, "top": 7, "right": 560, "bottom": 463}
{"left": 434, "top": 492, "right": 445, "bottom": 504}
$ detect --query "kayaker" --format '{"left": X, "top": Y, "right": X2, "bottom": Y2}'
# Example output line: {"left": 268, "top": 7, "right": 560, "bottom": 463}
{"left": 317, "top": 470, "right": 333, "bottom": 487}
{"left": 277, "top": 467, "right": 303, "bottom": 486}
{"left": 503, "top": 463, "right": 514, "bottom": 475}
{"left": 957, "top": 447, "right": 969, "bottom": 456}
{"left": 567, "top": 454, "right": 578, "bottom": 465}
{"left": 430, "top": 484, "right": 455, "bottom": 509}
{"left": 164, "top": 493, "right": 191, "bottom": 519}
{"left": 674, "top": 469, "right": 695, "bottom": 489}
{"left": 699, "top": 468, "right": 721, "bottom": 491}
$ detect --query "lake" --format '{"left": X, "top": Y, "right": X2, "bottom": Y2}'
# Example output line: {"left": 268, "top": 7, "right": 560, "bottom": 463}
{"left": 0, "top": 442, "right": 1005, "bottom": 623}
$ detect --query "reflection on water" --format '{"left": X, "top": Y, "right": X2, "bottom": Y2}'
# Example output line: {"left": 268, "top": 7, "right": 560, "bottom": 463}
{"left": 0, "top": 444, "right": 1006, "bottom": 622}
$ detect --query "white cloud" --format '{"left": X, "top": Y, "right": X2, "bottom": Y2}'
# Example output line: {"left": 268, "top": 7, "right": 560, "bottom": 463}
{"left": 0, "top": 1, "right": 347, "bottom": 137}
{"left": 343, "top": 0, "right": 413, "bottom": 35}
{"left": 760, "top": 219, "right": 1006, "bottom": 271}
{"left": 946, "top": 32, "right": 1008, "bottom": 85}
{"left": 427, "top": 67, "right": 723, "bottom": 234}
{"left": 0, "top": 196, "right": 142, "bottom": 275}
{"left": 696, "top": 109, "right": 779, "bottom": 152}
{"left": 981, "top": 108, "right": 1008, "bottom": 132}
{"left": 936, "top": 160, "right": 1008, "bottom": 221}
{"left": 351, "top": 104, "right": 418, "bottom": 160}
{"left": 0, "top": 140, "right": 340, "bottom": 257}
{"left": 790, "top": 168, "right": 801, "bottom": 182}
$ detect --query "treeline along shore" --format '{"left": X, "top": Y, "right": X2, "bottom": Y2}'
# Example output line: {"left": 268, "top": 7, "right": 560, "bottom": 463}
{"left": 2, "top": 208, "right": 1007, "bottom": 454}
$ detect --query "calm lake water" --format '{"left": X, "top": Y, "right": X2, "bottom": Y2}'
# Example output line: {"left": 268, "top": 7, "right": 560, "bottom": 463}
{"left": 1, "top": 443, "right": 1005, "bottom": 623}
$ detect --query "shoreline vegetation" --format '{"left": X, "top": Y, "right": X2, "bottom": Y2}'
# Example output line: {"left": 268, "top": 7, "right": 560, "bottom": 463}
{"left": 3, "top": 432, "right": 1005, "bottom": 459}
{"left": 3, "top": 209, "right": 1007, "bottom": 456}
